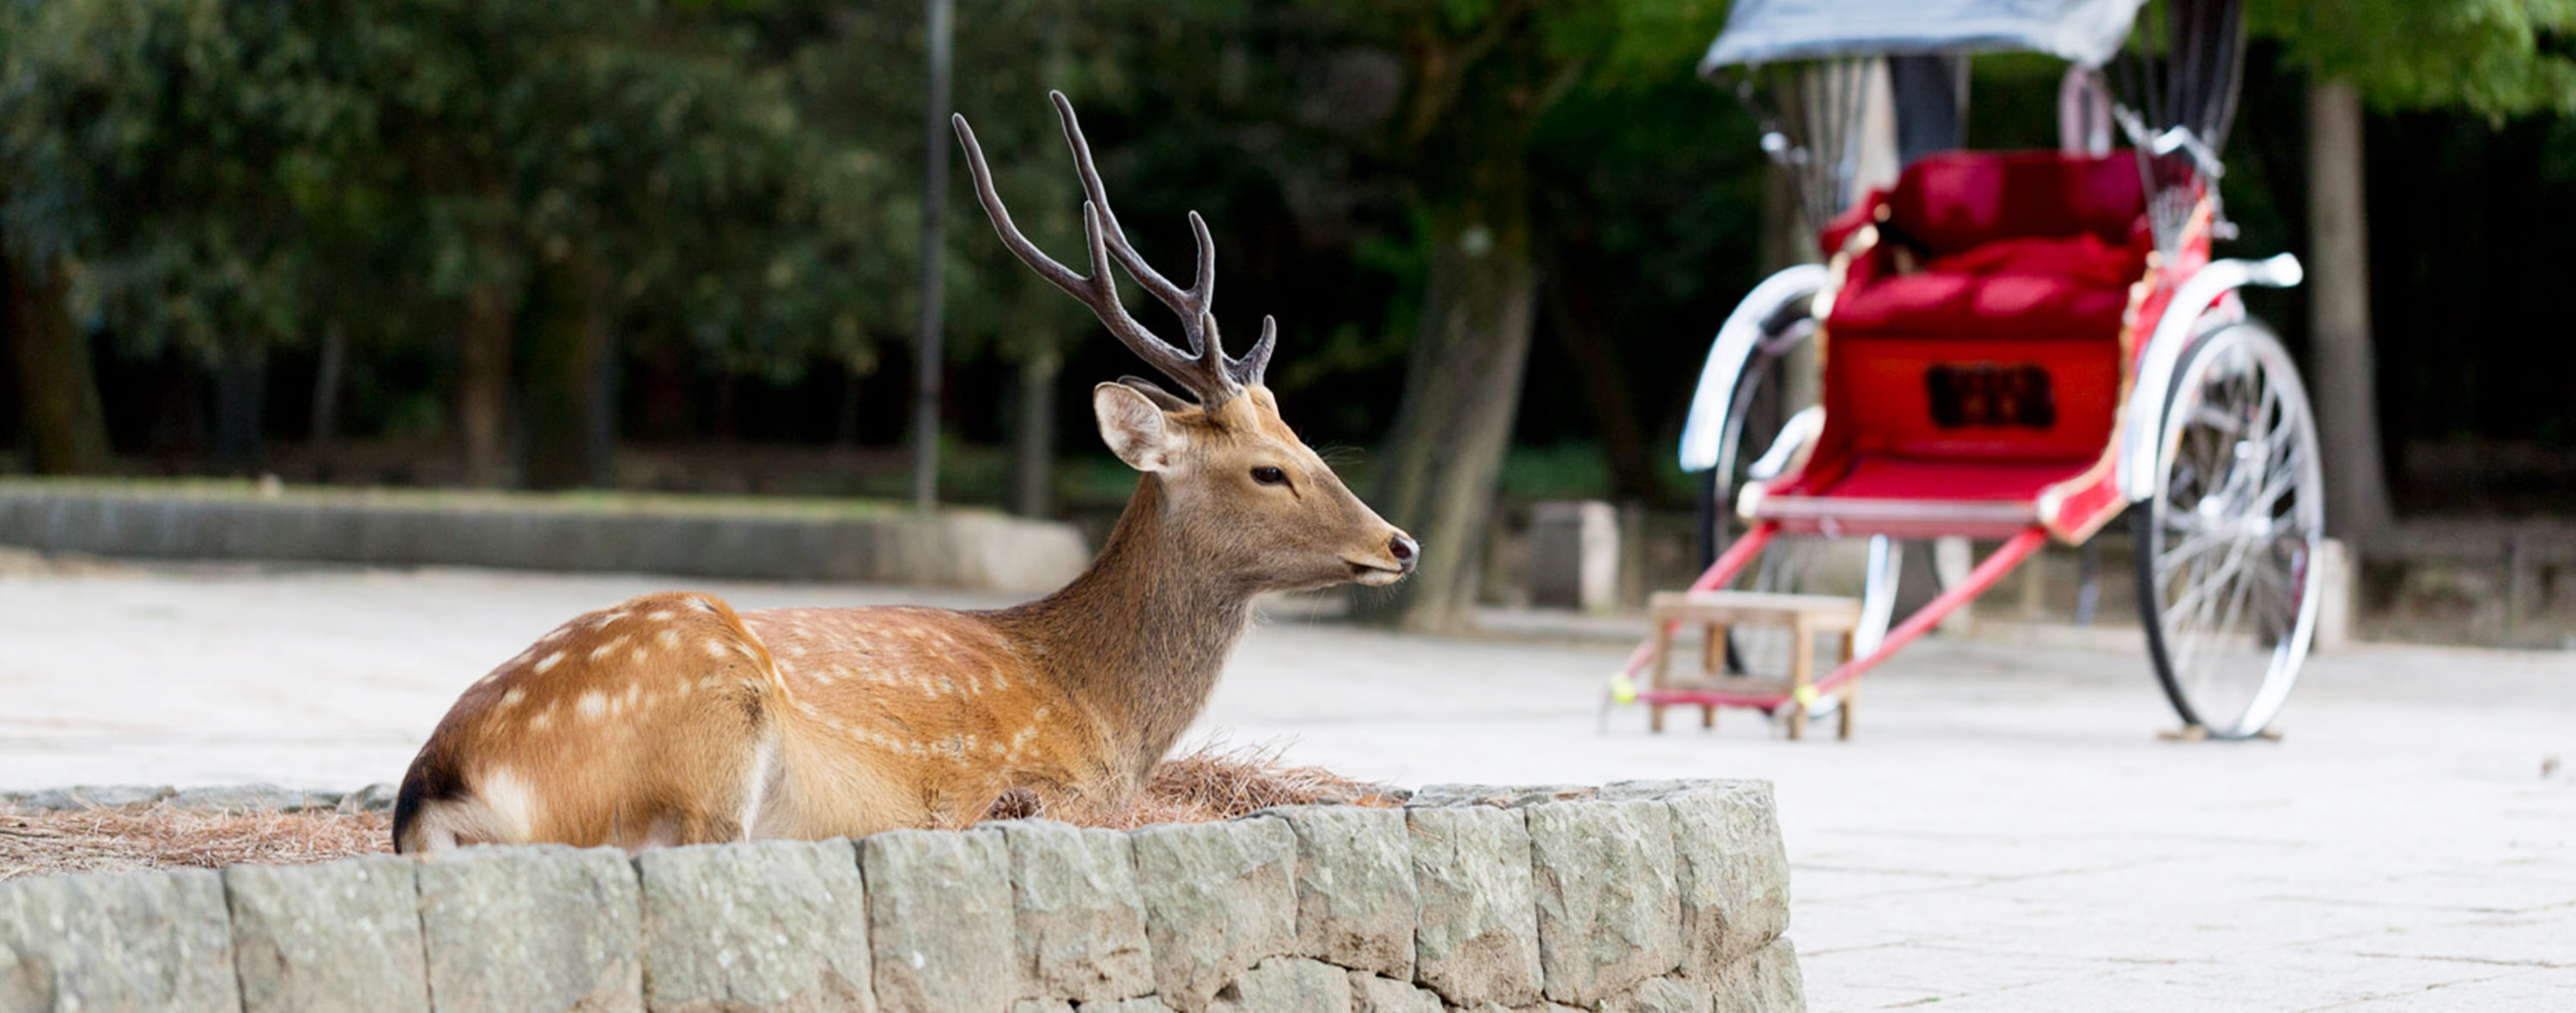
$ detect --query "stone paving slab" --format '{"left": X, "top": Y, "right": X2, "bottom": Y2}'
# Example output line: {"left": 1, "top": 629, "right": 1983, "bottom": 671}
{"left": 4, "top": 563, "right": 2574, "bottom": 1011}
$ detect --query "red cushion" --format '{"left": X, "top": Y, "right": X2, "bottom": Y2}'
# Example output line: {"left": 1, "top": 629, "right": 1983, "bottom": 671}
{"left": 1832, "top": 271, "right": 2132, "bottom": 340}
{"left": 1886, "top": 151, "right": 2147, "bottom": 254}
{"left": 1926, "top": 234, "right": 2140, "bottom": 288}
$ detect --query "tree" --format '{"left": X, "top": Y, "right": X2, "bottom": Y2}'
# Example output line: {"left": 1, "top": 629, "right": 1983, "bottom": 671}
{"left": 2250, "top": 0, "right": 2576, "bottom": 538}
{"left": 1328, "top": 0, "right": 1730, "bottom": 632}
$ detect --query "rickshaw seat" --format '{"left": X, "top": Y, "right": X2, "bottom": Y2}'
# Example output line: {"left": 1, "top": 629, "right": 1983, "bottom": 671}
{"left": 1832, "top": 153, "right": 2149, "bottom": 343}
{"left": 1749, "top": 152, "right": 2153, "bottom": 538}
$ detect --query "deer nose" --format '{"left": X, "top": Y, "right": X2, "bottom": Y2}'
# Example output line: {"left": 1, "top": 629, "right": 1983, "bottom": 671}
{"left": 1388, "top": 533, "right": 1418, "bottom": 572}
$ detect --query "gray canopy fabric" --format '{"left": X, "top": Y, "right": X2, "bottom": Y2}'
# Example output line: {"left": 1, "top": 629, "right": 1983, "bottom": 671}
{"left": 1701, "top": 0, "right": 2148, "bottom": 73}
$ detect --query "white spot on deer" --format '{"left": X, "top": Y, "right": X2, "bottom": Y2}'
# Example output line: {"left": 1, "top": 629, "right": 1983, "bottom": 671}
{"left": 702, "top": 638, "right": 732, "bottom": 660}
{"left": 576, "top": 692, "right": 608, "bottom": 722}
{"left": 647, "top": 610, "right": 676, "bottom": 622}
{"left": 698, "top": 676, "right": 725, "bottom": 691}
{"left": 540, "top": 627, "right": 569, "bottom": 644}
{"left": 477, "top": 767, "right": 543, "bottom": 841}
{"left": 629, "top": 646, "right": 649, "bottom": 664}
{"left": 529, "top": 703, "right": 557, "bottom": 731}
{"left": 623, "top": 683, "right": 641, "bottom": 709}
{"left": 592, "top": 610, "right": 627, "bottom": 630}
{"left": 811, "top": 670, "right": 835, "bottom": 687}
{"left": 656, "top": 628, "right": 682, "bottom": 650}
{"left": 589, "top": 635, "right": 629, "bottom": 663}
{"left": 534, "top": 652, "right": 568, "bottom": 675}
{"left": 498, "top": 688, "right": 527, "bottom": 711}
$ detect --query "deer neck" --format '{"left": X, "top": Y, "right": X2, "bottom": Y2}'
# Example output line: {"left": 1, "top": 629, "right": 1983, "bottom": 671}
{"left": 993, "top": 476, "right": 1256, "bottom": 779}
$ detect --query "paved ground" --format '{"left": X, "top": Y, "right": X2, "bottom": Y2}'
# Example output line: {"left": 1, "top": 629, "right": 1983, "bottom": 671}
{"left": 2, "top": 561, "right": 2571, "bottom": 1011}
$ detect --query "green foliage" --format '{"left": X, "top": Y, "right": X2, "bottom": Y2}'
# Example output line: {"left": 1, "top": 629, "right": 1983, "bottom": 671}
{"left": 2250, "top": 0, "right": 2576, "bottom": 115}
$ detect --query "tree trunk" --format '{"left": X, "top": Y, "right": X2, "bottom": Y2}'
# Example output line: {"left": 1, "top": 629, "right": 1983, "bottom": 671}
{"left": 1542, "top": 238, "right": 1662, "bottom": 506}
{"left": 212, "top": 346, "right": 267, "bottom": 472}
{"left": 2306, "top": 82, "right": 2394, "bottom": 540}
{"left": 1011, "top": 340, "right": 1061, "bottom": 519}
{"left": 519, "top": 257, "right": 616, "bottom": 490}
{"left": 310, "top": 322, "right": 348, "bottom": 446}
{"left": 1356, "top": 179, "right": 1538, "bottom": 634}
{"left": 3, "top": 253, "right": 111, "bottom": 474}
{"left": 457, "top": 277, "right": 518, "bottom": 488}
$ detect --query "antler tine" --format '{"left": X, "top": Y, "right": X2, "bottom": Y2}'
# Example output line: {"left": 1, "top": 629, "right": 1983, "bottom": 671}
{"left": 1229, "top": 315, "right": 1278, "bottom": 388}
{"left": 953, "top": 107, "right": 1226, "bottom": 403}
{"left": 1049, "top": 94, "right": 1213, "bottom": 322}
{"left": 952, "top": 113, "right": 1088, "bottom": 303}
{"left": 1047, "top": 91, "right": 1237, "bottom": 389}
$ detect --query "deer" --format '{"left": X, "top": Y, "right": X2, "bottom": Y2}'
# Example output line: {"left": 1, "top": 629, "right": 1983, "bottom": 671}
{"left": 392, "top": 93, "right": 1417, "bottom": 853}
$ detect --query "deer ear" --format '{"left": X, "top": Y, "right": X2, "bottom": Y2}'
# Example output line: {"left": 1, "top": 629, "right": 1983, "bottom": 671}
{"left": 1093, "top": 383, "right": 1177, "bottom": 472}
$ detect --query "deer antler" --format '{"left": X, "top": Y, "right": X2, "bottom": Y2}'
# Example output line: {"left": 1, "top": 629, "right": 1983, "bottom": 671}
{"left": 953, "top": 91, "right": 1276, "bottom": 407}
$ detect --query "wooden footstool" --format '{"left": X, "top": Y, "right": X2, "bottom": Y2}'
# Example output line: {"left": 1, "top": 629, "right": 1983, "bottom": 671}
{"left": 1643, "top": 590, "right": 1863, "bottom": 740}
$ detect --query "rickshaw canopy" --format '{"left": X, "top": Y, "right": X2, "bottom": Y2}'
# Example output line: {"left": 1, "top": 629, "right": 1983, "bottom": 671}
{"left": 1701, "top": 0, "right": 2149, "bottom": 73}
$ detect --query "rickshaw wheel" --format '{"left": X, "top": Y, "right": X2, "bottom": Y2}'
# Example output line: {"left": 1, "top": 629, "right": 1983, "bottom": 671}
{"left": 2134, "top": 322, "right": 2324, "bottom": 739}
{"left": 1698, "top": 292, "right": 1899, "bottom": 681}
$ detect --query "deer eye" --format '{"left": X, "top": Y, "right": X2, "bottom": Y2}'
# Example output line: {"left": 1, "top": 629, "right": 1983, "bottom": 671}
{"left": 1250, "top": 466, "right": 1289, "bottom": 487}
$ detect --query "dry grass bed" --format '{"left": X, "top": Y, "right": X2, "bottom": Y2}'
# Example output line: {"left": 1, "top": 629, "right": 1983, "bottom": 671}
{"left": 0, "top": 806, "right": 392, "bottom": 882}
{"left": 1, "top": 743, "right": 1394, "bottom": 882}
{"left": 989, "top": 741, "right": 1400, "bottom": 828}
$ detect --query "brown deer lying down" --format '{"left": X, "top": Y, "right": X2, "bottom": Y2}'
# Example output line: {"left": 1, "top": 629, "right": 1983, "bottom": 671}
{"left": 392, "top": 93, "right": 1416, "bottom": 853}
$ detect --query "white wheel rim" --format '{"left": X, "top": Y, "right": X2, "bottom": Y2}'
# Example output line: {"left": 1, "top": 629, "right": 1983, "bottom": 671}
{"left": 2146, "top": 326, "right": 2324, "bottom": 736}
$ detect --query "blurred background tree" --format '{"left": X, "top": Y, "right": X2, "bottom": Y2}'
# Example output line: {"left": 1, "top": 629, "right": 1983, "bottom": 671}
{"left": 2247, "top": 0, "right": 2576, "bottom": 539}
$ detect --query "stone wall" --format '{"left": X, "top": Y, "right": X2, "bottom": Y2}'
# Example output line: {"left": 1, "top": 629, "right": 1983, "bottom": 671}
{"left": 0, "top": 482, "right": 1091, "bottom": 593}
{"left": 0, "top": 780, "right": 1802, "bottom": 1013}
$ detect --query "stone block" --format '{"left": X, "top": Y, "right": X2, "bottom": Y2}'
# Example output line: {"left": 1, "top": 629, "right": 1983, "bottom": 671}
{"left": 1267, "top": 807, "right": 1416, "bottom": 980}
{"left": 0, "top": 868, "right": 240, "bottom": 1012}
{"left": 416, "top": 844, "right": 643, "bottom": 1013}
{"left": 1404, "top": 804, "right": 1540, "bottom": 1008}
{"left": 989, "top": 819, "right": 1153, "bottom": 1003}
{"left": 1404, "top": 785, "right": 1597, "bottom": 810}
{"left": 2315, "top": 537, "right": 2353, "bottom": 652}
{"left": 861, "top": 828, "right": 1017, "bottom": 1013}
{"left": 637, "top": 839, "right": 872, "bottom": 1012}
{"left": 1076, "top": 998, "right": 1176, "bottom": 1013}
{"left": 172, "top": 783, "right": 333, "bottom": 813}
{"left": 1524, "top": 800, "right": 1682, "bottom": 1005}
{"left": 337, "top": 783, "right": 401, "bottom": 813}
{"left": 1528, "top": 500, "right": 1620, "bottom": 611}
{"left": 1130, "top": 818, "right": 1297, "bottom": 1013}
{"left": 8, "top": 784, "right": 175, "bottom": 810}
{"left": 1660, "top": 784, "right": 1790, "bottom": 974}
{"left": 1212, "top": 956, "right": 1350, "bottom": 1013}
{"left": 1602, "top": 975, "right": 1710, "bottom": 1013}
{"left": 225, "top": 855, "right": 429, "bottom": 1013}
{"left": 1709, "top": 937, "right": 1803, "bottom": 1013}
{"left": 1345, "top": 972, "right": 1443, "bottom": 1013}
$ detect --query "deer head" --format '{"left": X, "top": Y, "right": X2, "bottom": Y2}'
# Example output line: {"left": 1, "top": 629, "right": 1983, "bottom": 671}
{"left": 955, "top": 93, "right": 1416, "bottom": 591}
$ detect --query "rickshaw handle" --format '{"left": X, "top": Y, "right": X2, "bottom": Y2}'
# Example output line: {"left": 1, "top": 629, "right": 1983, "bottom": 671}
{"left": 1810, "top": 526, "right": 2049, "bottom": 697}
{"left": 1613, "top": 521, "right": 1782, "bottom": 678}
